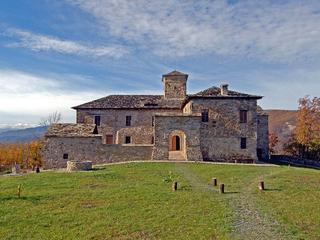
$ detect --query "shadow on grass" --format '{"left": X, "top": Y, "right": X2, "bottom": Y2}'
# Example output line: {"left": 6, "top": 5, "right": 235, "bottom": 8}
{"left": 0, "top": 195, "right": 51, "bottom": 203}
{"left": 91, "top": 166, "right": 107, "bottom": 171}
{"left": 263, "top": 188, "right": 282, "bottom": 192}
{"left": 223, "top": 191, "right": 240, "bottom": 194}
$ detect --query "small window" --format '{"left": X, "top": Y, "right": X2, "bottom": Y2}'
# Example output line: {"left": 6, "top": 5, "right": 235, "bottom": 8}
{"left": 151, "top": 136, "right": 154, "bottom": 144}
{"left": 126, "top": 116, "right": 131, "bottom": 126}
{"left": 152, "top": 116, "right": 155, "bottom": 126}
{"left": 94, "top": 115, "right": 101, "bottom": 126}
{"left": 201, "top": 109, "right": 209, "bottom": 122}
{"left": 240, "top": 110, "right": 247, "bottom": 123}
{"left": 125, "top": 136, "right": 131, "bottom": 144}
{"left": 240, "top": 138, "right": 247, "bottom": 149}
{"left": 63, "top": 153, "right": 68, "bottom": 160}
{"left": 106, "top": 135, "right": 113, "bottom": 144}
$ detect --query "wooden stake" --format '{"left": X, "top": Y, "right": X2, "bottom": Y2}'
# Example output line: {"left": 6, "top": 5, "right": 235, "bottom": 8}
{"left": 17, "top": 184, "right": 21, "bottom": 198}
{"left": 172, "top": 182, "right": 177, "bottom": 192}
{"left": 212, "top": 178, "right": 217, "bottom": 186}
{"left": 219, "top": 184, "right": 225, "bottom": 194}
{"left": 259, "top": 181, "right": 265, "bottom": 190}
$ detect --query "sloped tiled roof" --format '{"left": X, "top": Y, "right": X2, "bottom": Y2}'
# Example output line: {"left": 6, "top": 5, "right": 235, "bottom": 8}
{"left": 73, "top": 95, "right": 184, "bottom": 110}
{"left": 191, "top": 86, "right": 262, "bottom": 99}
{"left": 45, "top": 123, "right": 100, "bottom": 137}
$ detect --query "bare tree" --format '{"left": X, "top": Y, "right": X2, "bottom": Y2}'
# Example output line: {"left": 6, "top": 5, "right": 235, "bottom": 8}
{"left": 39, "top": 111, "right": 62, "bottom": 127}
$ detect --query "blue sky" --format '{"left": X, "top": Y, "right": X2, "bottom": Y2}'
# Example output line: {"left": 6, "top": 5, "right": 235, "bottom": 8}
{"left": 0, "top": 0, "right": 320, "bottom": 125}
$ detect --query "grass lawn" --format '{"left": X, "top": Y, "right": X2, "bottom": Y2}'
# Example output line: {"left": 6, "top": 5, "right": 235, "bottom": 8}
{"left": 0, "top": 162, "right": 319, "bottom": 240}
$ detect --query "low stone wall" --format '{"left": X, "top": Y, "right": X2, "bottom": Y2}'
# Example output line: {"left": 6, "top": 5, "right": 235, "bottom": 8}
{"left": 67, "top": 160, "right": 92, "bottom": 172}
{"left": 270, "top": 155, "right": 320, "bottom": 168}
{"left": 42, "top": 136, "right": 153, "bottom": 169}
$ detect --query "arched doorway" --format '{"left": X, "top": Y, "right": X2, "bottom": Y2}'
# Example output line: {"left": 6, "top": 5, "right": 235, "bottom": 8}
{"left": 169, "top": 131, "right": 186, "bottom": 160}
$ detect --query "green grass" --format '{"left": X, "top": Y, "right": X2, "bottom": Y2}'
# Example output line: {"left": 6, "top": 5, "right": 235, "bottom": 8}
{"left": 0, "top": 162, "right": 319, "bottom": 240}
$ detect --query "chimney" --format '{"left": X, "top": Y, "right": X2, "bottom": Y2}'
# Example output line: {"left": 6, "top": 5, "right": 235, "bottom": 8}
{"left": 220, "top": 84, "right": 229, "bottom": 96}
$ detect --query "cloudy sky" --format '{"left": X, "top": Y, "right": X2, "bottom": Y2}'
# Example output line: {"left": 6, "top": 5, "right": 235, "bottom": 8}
{"left": 0, "top": 0, "right": 320, "bottom": 125}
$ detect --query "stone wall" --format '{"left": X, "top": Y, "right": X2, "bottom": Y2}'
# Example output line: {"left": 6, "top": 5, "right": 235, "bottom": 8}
{"left": 163, "top": 78, "right": 186, "bottom": 99}
{"left": 42, "top": 136, "right": 153, "bottom": 169}
{"left": 257, "top": 114, "right": 269, "bottom": 160}
{"left": 76, "top": 109, "right": 179, "bottom": 144}
{"left": 184, "top": 98, "right": 258, "bottom": 161}
{"left": 116, "top": 126, "right": 154, "bottom": 144}
{"left": 152, "top": 114, "right": 202, "bottom": 161}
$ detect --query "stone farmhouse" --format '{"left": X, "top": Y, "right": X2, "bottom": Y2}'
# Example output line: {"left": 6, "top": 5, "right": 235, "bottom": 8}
{"left": 43, "top": 71, "right": 269, "bottom": 168}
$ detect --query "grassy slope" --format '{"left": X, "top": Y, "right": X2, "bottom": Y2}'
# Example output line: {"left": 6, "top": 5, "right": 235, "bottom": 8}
{"left": 0, "top": 163, "right": 319, "bottom": 240}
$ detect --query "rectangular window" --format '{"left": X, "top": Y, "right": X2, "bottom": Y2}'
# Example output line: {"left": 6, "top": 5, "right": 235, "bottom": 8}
{"left": 240, "top": 110, "right": 247, "bottom": 123}
{"left": 106, "top": 135, "right": 113, "bottom": 144}
{"left": 63, "top": 153, "right": 68, "bottom": 160}
{"left": 152, "top": 116, "right": 154, "bottom": 126}
{"left": 125, "top": 136, "right": 131, "bottom": 144}
{"left": 126, "top": 116, "right": 131, "bottom": 126}
{"left": 201, "top": 109, "right": 209, "bottom": 122}
{"left": 240, "top": 138, "right": 247, "bottom": 149}
{"left": 151, "top": 136, "right": 154, "bottom": 144}
{"left": 94, "top": 115, "right": 101, "bottom": 126}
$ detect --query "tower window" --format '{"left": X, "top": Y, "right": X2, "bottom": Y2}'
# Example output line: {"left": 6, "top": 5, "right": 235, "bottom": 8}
{"left": 126, "top": 116, "right": 131, "bottom": 126}
{"left": 240, "top": 138, "right": 247, "bottom": 149}
{"left": 94, "top": 115, "right": 101, "bottom": 126}
{"left": 240, "top": 110, "right": 248, "bottom": 123}
{"left": 63, "top": 153, "right": 68, "bottom": 160}
{"left": 201, "top": 109, "right": 209, "bottom": 122}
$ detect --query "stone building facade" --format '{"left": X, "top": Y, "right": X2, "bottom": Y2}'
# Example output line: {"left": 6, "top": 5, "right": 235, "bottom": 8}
{"left": 43, "top": 71, "right": 269, "bottom": 168}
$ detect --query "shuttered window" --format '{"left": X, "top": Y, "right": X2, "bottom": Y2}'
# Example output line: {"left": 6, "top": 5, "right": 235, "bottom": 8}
{"left": 239, "top": 110, "right": 247, "bottom": 123}
{"left": 106, "top": 135, "right": 113, "bottom": 144}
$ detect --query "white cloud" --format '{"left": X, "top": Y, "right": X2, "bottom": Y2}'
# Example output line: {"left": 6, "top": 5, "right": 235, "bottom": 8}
{"left": 5, "top": 28, "right": 129, "bottom": 58}
{"left": 68, "top": 0, "right": 320, "bottom": 62}
{"left": 0, "top": 69, "right": 107, "bottom": 123}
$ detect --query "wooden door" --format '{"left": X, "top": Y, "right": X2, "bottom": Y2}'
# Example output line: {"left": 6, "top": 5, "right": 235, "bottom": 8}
{"left": 171, "top": 136, "right": 181, "bottom": 151}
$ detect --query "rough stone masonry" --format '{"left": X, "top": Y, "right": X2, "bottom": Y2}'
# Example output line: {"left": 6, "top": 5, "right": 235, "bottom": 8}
{"left": 42, "top": 70, "right": 269, "bottom": 169}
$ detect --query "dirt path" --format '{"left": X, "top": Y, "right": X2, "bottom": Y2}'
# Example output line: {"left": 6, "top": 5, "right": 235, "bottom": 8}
{"left": 228, "top": 170, "right": 287, "bottom": 240}
{"left": 174, "top": 163, "right": 289, "bottom": 240}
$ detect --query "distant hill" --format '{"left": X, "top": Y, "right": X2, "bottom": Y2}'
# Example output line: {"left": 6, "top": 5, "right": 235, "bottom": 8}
{"left": 0, "top": 126, "right": 48, "bottom": 143}
{"left": 265, "top": 109, "right": 298, "bottom": 153}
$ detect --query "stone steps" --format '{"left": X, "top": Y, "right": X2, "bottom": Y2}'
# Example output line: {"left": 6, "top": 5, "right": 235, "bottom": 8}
{"left": 169, "top": 151, "right": 185, "bottom": 160}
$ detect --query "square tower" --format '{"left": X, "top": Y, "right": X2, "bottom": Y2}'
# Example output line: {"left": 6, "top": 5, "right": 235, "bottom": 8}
{"left": 162, "top": 70, "right": 188, "bottom": 99}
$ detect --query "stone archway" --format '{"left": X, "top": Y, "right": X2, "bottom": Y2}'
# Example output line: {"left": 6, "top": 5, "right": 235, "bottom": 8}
{"left": 169, "top": 130, "right": 186, "bottom": 160}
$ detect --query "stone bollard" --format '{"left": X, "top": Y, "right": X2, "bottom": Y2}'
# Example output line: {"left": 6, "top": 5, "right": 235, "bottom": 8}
{"left": 172, "top": 182, "right": 178, "bottom": 192}
{"left": 219, "top": 184, "right": 225, "bottom": 194}
{"left": 258, "top": 181, "right": 265, "bottom": 190}
{"left": 212, "top": 178, "right": 217, "bottom": 186}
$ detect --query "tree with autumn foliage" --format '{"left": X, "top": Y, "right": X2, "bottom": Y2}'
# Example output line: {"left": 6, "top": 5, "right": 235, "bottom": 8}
{"left": 284, "top": 96, "right": 320, "bottom": 160}
{"left": 0, "top": 141, "right": 43, "bottom": 171}
{"left": 269, "top": 133, "right": 279, "bottom": 154}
